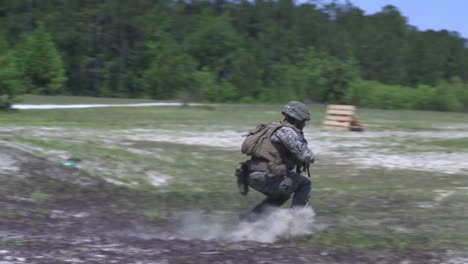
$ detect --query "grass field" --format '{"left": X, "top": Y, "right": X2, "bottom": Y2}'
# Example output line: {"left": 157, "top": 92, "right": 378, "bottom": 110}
{"left": 18, "top": 94, "right": 158, "bottom": 104}
{"left": 2, "top": 96, "right": 468, "bottom": 259}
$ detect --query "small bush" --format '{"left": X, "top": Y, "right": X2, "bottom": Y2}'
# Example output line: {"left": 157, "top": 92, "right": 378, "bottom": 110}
{"left": 347, "top": 79, "right": 465, "bottom": 112}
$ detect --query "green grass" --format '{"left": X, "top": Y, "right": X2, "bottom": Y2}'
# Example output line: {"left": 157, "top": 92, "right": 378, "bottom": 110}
{"left": 19, "top": 94, "right": 157, "bottom": 104}
{"left": 420, "top": 138, "right": 468, "bottom": 151}
{"left": 0, "top": 240, "right": 36, "bottom": 247}
{"left": 357, "top": 108, "right": 468, "bottom": 131}
{"left": 2, "top": 96, "right": 468, "bottom": 251}
{"left": 0, "top": 104, "right": 284, "bottom": 129}
{"left": 30, "top": 192, "right": 50, "bottom": 203}
{"left": 4, "top": 97, "right": 468, "bottom": 131}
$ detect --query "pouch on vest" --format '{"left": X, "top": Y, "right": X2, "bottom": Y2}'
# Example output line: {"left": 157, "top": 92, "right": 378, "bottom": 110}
{"left": 248, "top": 158, "right": 286, "bottom": 179}
{"left": 267, "top": 161, "right": 287, "bottom": 179}
{"left": 241, "top": 124, "right": 269, "bottom": 156}
{"left": 235, "top": 162, "right": 249, "bottom": 195}
{"left": 241, "top": 123, "right": 288, "bottom": 179}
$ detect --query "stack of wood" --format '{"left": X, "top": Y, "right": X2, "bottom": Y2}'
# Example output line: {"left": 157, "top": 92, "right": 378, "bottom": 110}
{"left": 322, "top": 104, "right": 364, "bottom": 132}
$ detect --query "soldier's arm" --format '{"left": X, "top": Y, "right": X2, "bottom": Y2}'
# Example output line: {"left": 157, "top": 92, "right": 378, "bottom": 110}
{"left": 271, "top": 127, "right": 314, "bottom": 163}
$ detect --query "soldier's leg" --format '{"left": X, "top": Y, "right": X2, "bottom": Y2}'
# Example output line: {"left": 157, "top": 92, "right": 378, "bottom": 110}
{"left": 248, "top": 171, "right": 270, "bottom": 195}
{"left": 249, "top": 171, "right": 312, "bottom": 207}
{"left": 279, "top": 171, "right": 312, "bottom": 207}
{"left": 250, "top": 193, "right": 291, "bottom": 214}
{"left": 244, "top": 172, "right": 291, "bottom": 218}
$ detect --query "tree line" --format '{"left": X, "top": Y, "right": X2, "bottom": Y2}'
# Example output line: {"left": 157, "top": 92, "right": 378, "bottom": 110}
{"left": 1, "top": 0, "right": 468, "bottom": 111}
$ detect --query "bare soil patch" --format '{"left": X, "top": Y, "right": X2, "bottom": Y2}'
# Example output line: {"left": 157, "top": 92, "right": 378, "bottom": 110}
{"left": 0, "top": 146, "right": 450, "bottom": 263}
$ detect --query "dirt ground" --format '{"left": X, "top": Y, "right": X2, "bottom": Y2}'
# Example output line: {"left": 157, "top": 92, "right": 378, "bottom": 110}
{"left": 0, "top": 146, "right": 457, "bottom": 264}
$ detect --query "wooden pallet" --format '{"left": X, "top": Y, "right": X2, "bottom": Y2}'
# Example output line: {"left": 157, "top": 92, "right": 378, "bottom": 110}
{"left": 322, "top": 104, "right": 364, "bottom": 132}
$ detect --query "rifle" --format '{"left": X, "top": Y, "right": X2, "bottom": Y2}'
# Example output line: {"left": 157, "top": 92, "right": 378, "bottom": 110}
{"left": 296, "top": 162, "right": 311, "bottom": 178}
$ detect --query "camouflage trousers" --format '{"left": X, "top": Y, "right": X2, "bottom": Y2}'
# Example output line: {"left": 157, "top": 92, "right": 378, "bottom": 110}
{"left": 247, "top": 170, "right": 312, "bottom": 214}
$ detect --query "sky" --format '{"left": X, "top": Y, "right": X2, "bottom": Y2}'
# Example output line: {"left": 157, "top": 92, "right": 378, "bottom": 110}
{"left": 328, "top": 0, "right": 468, "bottom": 39}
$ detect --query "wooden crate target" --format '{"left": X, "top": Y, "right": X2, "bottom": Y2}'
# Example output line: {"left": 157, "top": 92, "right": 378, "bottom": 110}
{"left": 322, "top": 104, "right": 364, "bottom": 131}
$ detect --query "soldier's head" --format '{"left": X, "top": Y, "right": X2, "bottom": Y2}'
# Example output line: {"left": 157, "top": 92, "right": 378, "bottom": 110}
{"left": 281, "top": 101, "right": 310, "bottom": 130}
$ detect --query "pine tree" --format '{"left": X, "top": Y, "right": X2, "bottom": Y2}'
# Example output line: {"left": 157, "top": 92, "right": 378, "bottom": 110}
{"left": 0, "top": 31, "right": 24, "bottom": 109}
{"left": 16, "top": 22, "right": 67, "bottom": 94}
{"left": 143, "top": 42, "right": 196, "bottom": 99}
{"left": 0, "top": 52, "right": 24, "bottom": 109}
{"left": 0, "top": 31, "right": 8, "bottom": 55}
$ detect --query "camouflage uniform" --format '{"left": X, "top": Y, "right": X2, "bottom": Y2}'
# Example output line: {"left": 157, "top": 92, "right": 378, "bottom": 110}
{"left": 248, "top": 124, "right": 314, "bottom": 214}
{"left": 240, "top": 101, "right": 314, "bottom": 216}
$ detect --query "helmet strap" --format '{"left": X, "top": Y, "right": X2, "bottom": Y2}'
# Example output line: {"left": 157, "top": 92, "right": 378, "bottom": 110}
{"left": 283, "top": 116, "right": 305, "bottom": 130}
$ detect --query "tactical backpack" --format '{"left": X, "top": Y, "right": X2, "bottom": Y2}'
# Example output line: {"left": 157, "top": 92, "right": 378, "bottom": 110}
{"left": 241, "top": 122, "right": 299, "bottom": 176}
{"left": 241, "top": 123, "right": 270, "bottom": 157}
{"left": 236, "top": 123, "right": 276, "bottom": 196}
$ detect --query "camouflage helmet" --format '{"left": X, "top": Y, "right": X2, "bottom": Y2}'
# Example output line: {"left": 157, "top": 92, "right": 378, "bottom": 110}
{"left": 281, "top": 101, "right": 310, "bottom": 121}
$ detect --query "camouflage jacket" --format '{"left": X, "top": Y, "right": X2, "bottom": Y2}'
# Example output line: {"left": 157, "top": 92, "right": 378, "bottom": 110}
{"left": 271, "top": 126, "right": 314, "bottom": 164}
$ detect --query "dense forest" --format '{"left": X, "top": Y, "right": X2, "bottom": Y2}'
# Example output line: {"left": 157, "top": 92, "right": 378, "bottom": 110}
{"left": 1, "top": 0, "right": 468, "bottom": 111}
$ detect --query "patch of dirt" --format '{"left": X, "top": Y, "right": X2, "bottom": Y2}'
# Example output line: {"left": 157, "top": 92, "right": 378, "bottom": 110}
{"left": 0, "top": 146, "right": 451, "bottom": 263}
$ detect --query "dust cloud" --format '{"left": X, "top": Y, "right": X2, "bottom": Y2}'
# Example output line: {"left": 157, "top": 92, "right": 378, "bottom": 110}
{"left": 176, "top": 207, "right": 315, "bottom": 243}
